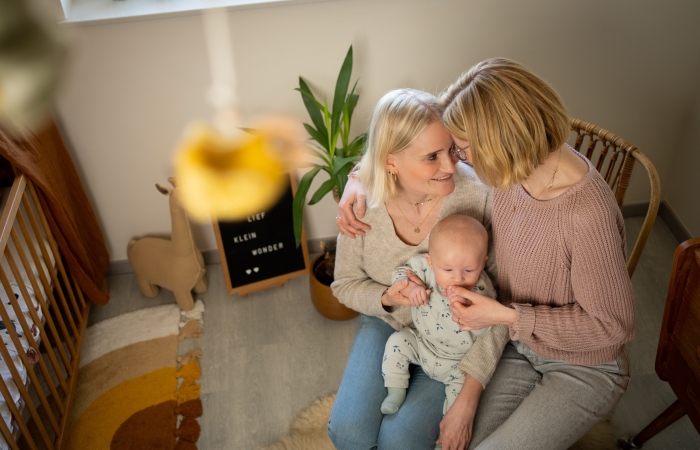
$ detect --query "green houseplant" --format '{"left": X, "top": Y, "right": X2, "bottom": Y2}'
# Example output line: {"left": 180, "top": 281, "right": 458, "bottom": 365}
{"left": 294, "top": 46, "right": 366, "bottom": 320}
{"left": 292, "top": 45, "right": 367, "bottom": 248}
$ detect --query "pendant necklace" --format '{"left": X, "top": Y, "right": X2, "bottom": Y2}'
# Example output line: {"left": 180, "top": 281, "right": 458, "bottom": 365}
{"left": 514, "top": 147, "right": 562, "bottom": 212}
{"left": 400, "top": 195, "right": 439, "bottom": 207}
{"left": 396, "top": 196, "right": 442, "bottom": 233}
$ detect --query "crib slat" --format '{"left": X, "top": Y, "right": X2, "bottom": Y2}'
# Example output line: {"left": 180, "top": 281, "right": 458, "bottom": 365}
{"left": 0, "top": 258, "right": 63, "bottom": 435}
{"left": 0, "top": 177, "right": 24, "bottom": 264}
{"left": 0, "top": 266, "right": 55, "bottom": 447}
{"left": 71, "top": 273, "right": 87, "bottom": 314}
{"left": 26, "top": 182, "right": 82, "bottom": 323}
{"left": 23, "top": 186, "right": 79, "bottom": 341}
{"left": 16, "top": 208, "right": 72, "bottom": 375}
{"left": 0, "top": 373, "right": 35, "bottom": 450}
{"left": 9, "top": 229, "right": 70, "bottom": 395}
{"left": 3, "top": 248, "right": 66, "bottom": 419}
{"left": 52, "top": 297, "right": 90, "bottom": 450}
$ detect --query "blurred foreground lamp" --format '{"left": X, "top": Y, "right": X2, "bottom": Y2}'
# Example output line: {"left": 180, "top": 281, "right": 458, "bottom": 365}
{"left": 0, "top": 0, "right": 66, "bottom": 134}
{"left": 174, "top": 8, "right": 306, "bottom": 221}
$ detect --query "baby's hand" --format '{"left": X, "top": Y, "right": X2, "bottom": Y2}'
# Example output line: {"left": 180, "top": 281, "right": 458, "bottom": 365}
{"left": 408, "top": 285, "right": 430, "bottom": 307}
{"left": 397, "top": 272, "right": 431, "bottom": 307}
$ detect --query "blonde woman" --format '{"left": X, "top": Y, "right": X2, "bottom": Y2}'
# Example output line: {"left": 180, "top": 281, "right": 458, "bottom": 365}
{"left": 338, "top": 59, "right": 634, "bottom": 450}
{"left": 329, "top": 88, "right": 509, "bottom": 450}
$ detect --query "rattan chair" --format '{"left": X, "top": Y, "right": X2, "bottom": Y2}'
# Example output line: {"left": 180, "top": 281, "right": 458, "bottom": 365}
{"left": 570, "top": 118, "right": 661, "bottom": 277}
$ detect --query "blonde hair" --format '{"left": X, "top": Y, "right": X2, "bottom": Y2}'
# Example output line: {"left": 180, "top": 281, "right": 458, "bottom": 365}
{"left": 359, "top": 88, "right": 443, "bottom": 207}
{"left": 441, "top": 58, "right": 570, "bottom": 189}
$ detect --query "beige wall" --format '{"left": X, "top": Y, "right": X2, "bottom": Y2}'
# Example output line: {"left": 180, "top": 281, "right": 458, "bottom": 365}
{"left": 54, "top": 0, "right": 700, "bottom": 261}
{"left": 666, "top": 86, "right": 700, "bottom": 238}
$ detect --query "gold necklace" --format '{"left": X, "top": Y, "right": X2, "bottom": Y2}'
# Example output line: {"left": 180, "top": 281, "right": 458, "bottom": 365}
{"left": 401, "top": 195, "right": 439, "bottom": 207}
{"left": 396, "top": 196, "right": 442, "bottom": 233}
{"left": 514, "top": 147, "right": 562, "bottom": 212}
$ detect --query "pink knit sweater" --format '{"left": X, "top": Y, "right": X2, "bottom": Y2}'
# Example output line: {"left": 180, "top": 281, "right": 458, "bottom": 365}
{"left": 493, "top": 151, "right": 635, "bottom": 365}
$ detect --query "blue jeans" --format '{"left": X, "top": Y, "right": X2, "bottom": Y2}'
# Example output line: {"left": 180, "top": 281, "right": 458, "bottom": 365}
{"left": 328, "top": 315, "right": 445, "bottom": 450}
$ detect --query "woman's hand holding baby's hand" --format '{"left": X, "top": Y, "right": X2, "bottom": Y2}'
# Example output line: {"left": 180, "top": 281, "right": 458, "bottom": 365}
{"left": 447, "top": 286, "right": 516, "bottom": 330}
{"left": 408, "top": 285, "right": 430, "bottom": 307}
{"left": 382, "top": 279, "right": 412, "bottom": 308}
{"left": 401, "top": 271, "right": 430, "bottom": 307}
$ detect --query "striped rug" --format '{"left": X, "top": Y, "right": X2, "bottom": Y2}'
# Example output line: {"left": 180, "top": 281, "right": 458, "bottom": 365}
{"left": 66, "top": 300, "right": 205, "bottom": 450}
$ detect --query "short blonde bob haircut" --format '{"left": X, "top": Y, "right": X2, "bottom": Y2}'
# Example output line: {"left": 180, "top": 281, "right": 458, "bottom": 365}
{"left": 359, "top": 88, "right": 443, "bottom": 208}
{"left": 441, "top": 58, "right": 570, "bottom": 190}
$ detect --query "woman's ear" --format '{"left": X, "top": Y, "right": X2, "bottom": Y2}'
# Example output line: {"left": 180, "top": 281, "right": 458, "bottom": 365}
{"left": 385, "top": 153, "right": 398, "bottom": 175}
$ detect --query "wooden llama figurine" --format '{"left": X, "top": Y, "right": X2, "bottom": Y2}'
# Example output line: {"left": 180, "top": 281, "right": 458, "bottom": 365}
{"left": 127, "top": 178, "right": 207, "bottom": 311}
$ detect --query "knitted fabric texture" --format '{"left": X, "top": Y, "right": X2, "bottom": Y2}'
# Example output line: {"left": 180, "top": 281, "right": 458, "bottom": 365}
{"left": 332, "top": 163, "right": 509, "bottom": 387}
{"left": 493, "top": 150, "right": 635, "bottom": 365}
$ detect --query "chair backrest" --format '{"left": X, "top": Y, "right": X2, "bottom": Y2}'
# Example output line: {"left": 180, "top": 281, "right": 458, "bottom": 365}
{"left": 570, "top": 118, "right": 661, "bottom": 277}
{"left": 655, "top": 238, "right": 700, "bottom": 379}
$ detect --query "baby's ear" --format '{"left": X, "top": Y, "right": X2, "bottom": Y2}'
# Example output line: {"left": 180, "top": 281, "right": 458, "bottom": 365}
{"left": 425, "top": 254, "right": 433, "bottom": 269}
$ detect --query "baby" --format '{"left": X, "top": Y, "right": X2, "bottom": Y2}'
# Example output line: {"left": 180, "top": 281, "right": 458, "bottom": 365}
{"left": 380, "top": 215, "right": 497, "bottom": 420}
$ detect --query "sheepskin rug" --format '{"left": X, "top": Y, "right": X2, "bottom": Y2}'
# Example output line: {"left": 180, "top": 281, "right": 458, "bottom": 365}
{"left": 258, "top": 393, "right": 616, "bottom": 450}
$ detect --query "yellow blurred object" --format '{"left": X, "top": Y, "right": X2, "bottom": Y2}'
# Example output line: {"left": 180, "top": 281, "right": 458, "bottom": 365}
{"left": 174, "top": 124, "right": 286, "bottom": 221}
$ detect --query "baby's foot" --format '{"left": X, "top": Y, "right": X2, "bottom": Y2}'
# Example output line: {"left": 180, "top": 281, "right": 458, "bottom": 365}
{"left": 380, "top": 387, "right": 407, "bottom": 414}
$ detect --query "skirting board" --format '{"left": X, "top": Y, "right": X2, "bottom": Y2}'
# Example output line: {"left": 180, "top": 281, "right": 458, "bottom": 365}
{"left": 108, "top": 203, "right": 690, "bottom": 275}
{"left": 107, "top": 236, "right": 333, "bottom": 275}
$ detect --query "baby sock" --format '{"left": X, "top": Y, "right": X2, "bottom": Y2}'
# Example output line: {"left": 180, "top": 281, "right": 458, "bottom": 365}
{"left": 380, "top": 387, "right": 407, "bottom": 415}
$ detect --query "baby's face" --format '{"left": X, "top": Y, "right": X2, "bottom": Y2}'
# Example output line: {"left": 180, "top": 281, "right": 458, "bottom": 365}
{"left": 426, "top": 241, "right": 486, "bottom": 293}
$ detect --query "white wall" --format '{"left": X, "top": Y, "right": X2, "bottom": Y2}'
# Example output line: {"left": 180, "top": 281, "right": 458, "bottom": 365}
{"left": 54, "top": 0, "right": 700, "bottom": 261}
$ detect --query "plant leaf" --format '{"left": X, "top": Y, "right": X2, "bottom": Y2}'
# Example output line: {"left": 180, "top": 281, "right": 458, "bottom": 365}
{"left": 303, "top": 123, "right": 329, "bottom": 151}
{"left": 344, "top": 132, "right": 367, "bottom": 157}
{"left": 334, "top": 162, "right": 352, "bottom": 199}
{"left": 295, "top": 87, "right": 325, "bottom": 111}
{"left": 346, "top": 77, "right": 360, "bottom": 118}
{"left": 347, "top": 92, "right": 359, "bottom": 125}
{"left": 308, "top": 146, "right": 331, "bottom": 165}
{"left": 330, "top": 46, "right": 353, "bottom": 149}
{"left": 322, "top": 97, "right": 333, "bottom": 155}
{"left": 308, "top": 178, "right": 336, "bottom": 205}
{"left": 297, "top": 79, "right": 328, "bottom": 141}
{"left": 331, "top": 156, "right": 358, "bottom": 176}
{"left": 293, "top": 166, "right": 321, "bottom": 247}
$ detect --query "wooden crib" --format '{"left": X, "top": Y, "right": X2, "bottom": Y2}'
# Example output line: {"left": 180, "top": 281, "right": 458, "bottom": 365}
{"left": 0, "top": 170, "right": 89, "bottom": 449}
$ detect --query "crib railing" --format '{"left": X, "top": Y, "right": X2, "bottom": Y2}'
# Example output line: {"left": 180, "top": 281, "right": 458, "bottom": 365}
{"left": 0, "top": 172, "right": 90, "bottom": 450}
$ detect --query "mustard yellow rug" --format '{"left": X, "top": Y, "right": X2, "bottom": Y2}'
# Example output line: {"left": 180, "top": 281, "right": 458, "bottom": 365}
{"left": 66, "top": 301, "right": 205, "bottom": 450}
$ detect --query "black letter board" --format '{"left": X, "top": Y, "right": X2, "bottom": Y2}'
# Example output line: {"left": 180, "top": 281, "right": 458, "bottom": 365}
{"left": 213, "top": 173, "right": 310, "bottom": 296}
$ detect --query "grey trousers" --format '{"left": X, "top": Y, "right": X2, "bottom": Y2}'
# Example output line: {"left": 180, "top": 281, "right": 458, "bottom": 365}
{"left": 469, "top": 340, "right": 630, "bottom": 450}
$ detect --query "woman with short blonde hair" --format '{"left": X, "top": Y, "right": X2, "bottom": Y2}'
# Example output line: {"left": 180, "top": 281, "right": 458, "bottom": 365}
{"left": 338, "top": 58, "right": 634, "bottom": 450}
{"left": 442, "top": 57, "right": 570, "bottom": 189}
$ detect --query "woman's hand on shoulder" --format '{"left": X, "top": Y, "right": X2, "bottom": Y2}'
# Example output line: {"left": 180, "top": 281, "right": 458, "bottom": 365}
{"left": 337, "top": 176, "right": 371, "bottom": 238}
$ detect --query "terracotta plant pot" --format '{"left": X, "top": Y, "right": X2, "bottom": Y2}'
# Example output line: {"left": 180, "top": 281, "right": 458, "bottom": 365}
{"left": 310, "top": 254, "right": 358, "bottom": 321}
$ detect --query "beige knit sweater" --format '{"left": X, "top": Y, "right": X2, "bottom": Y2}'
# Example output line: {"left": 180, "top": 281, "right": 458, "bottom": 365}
{"left": 332, "top": 163, "right": 509, "bottom": 388}
{"left": 494, "top": 150, "right": 635, "bottom": 365}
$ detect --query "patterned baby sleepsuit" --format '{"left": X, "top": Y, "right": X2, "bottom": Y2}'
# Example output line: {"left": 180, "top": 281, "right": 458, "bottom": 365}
{"left": 381, "top": 254, "right": 497, "bottom": 414}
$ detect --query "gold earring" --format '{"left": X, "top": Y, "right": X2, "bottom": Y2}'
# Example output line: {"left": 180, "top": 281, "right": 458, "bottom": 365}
{"left": 392, "top": 172, "right": 397, "bottom": 182}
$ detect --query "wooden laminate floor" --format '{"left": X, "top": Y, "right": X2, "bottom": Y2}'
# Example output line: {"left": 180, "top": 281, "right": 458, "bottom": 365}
{"left": 92, "top": 217, "right": 700, "bottom": 450}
